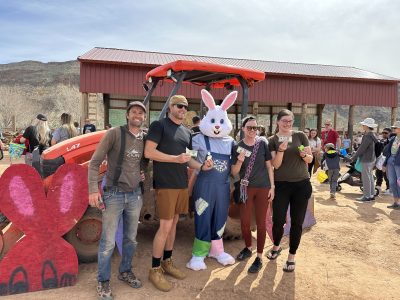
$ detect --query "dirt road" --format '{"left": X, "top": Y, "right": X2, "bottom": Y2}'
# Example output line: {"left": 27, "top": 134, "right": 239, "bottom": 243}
{"left": 0, "top": 157, "right": 399, "bottom": 299}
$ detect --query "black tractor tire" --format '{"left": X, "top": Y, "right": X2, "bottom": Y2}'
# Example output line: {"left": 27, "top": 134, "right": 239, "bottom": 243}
{"left": 64, "top": 207, "right": 102, "bottom": 263}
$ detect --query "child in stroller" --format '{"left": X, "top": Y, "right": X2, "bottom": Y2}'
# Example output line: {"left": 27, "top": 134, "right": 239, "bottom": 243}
{"left": 337, "top": 156, "right": 379, "bottom": 196}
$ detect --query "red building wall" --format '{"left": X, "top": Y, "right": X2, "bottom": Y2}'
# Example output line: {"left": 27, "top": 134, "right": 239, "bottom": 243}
{"left": 80, "top": 63, "right": 398, "bottom": 107}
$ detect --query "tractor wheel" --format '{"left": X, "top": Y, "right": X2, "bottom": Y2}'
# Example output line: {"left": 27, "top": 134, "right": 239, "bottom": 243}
{"left": 64, "top": 207, "right": 102, "bottom": 263}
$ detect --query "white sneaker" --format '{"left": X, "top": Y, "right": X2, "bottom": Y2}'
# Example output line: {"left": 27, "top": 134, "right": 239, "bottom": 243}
{"left": 384, "top": 189, "right": 392, "bottom": 195}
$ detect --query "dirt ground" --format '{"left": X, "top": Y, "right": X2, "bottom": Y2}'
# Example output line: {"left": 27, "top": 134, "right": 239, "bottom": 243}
{"left": 0, "top": 156, "right": 399, "bottom": 300}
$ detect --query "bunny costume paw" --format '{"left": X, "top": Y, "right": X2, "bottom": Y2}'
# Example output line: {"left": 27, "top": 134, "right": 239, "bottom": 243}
{"left": 186, "top": 256, "right": 207, "bottom": 271}
{"left": 208, "top": 252, "right": 235, "bottom": 266}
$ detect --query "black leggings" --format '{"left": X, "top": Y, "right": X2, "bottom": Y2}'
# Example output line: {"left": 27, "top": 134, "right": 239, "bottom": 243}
{"left": 272, "top": 179, "right": 312, "bottom": 255}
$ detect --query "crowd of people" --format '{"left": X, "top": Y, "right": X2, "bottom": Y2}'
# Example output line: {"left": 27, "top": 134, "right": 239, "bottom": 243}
{"left": 3, "top": 103, "right": 398, "bottom": 300}
{"left": 86, "top": 96, "right": 318, "bottom": 300}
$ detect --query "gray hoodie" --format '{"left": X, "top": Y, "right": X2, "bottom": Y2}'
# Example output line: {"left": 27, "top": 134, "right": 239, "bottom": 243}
{"left": 351, "top": 132, "right": 378, "bottom": 163}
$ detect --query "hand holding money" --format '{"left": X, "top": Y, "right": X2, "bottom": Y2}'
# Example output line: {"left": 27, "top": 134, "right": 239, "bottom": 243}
{"left": 237, "top": 149, "right": 246, "bottom": 162}
{"left": 186, "top": 147, "right": 198, "bottom": 158}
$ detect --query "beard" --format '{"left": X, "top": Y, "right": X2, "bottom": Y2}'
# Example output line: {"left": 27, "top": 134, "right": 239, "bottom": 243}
{"left": 129, "top": 119, "right": 143, "bottom": 128}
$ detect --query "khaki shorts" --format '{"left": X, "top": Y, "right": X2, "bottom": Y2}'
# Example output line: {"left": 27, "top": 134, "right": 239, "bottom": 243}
{"left": 155, "top": 188, "right": 189, "bottom": 220}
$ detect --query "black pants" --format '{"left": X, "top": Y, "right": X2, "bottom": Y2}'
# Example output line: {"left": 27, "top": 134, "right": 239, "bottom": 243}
{"left": 272, "top": 179, "right": 313, "bottom": 255}
{"left": 308, "top": 155, "right": 315, "bottom": 175}
{"left": 375, "top": 169, "right": 389, "bottom": 189}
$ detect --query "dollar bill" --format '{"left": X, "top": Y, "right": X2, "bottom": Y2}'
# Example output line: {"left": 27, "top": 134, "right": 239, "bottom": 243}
{"left": 237, "top": 146, "right": 252, "bottom": 157}
{"left": 186, "top": 148, "right": 198, "bottom": 158}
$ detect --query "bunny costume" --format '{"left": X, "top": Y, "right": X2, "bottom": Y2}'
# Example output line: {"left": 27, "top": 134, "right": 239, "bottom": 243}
{"left": 186, "top": 90, "right": 237, "bottom": 271}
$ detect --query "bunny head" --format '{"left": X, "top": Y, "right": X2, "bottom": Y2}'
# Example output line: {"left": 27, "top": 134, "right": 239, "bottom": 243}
{"left": 199, "top": 89, "right": 238, "bottom": 138}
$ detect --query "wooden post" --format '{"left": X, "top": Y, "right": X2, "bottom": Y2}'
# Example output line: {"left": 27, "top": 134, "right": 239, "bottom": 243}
{"left": 348, "top": 105, "right": 355, "bottom": 151}
{"left": 333, "top": 109, "right": 337, "bottom": 130}
{"left": 300, "top": 103, "right": 307, "bottom": 130}
{"left": 316, "top": 104, "right": 324, "bottom": 134}
{"left": 81, "top": 92, "right": 88, "bottom": 129}
{"left": 253, "top": 102, "right": 259, "bottom": 117}
{"left": 269, "top": 106, "right": 273, "bottom": 135}
{"left": 103, "top": 94, "right": 110, "bottom": 128}
{"left": 391, "top": 107, "right": 398, "bottom": 124}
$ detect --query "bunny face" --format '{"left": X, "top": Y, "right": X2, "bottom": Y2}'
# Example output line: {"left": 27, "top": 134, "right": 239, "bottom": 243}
{"left": 199, "top": 89, "right": 238, "bottom": 138}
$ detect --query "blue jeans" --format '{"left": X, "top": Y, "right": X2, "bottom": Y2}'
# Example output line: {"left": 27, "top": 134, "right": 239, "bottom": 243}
{"left": 386, "top": 156, "right": 400, "bottom": 198}
{"left": 97, "top": 187, "right": 142, "bottom": 282}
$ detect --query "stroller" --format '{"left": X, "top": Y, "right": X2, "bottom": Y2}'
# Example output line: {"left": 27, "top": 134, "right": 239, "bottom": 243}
{"left": 336, "top": 157, "right": 379, "bottom": 196}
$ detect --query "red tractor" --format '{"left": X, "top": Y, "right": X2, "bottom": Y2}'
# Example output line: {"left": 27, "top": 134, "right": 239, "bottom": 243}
{"left": 0, "top": 60, "right": 265, "bottom": 263}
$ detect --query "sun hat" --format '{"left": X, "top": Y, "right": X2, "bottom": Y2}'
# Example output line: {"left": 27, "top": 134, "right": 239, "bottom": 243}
{"left": 391, "top": 121, "right": 400, "bottom": 128}
{"left": 359, "top": 117, "right": 378, "bottom": 128}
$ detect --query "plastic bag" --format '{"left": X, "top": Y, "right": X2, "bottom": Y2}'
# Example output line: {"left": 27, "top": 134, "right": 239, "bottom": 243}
{"left": 375, "top": 154, "right": 385, "bottom": 170}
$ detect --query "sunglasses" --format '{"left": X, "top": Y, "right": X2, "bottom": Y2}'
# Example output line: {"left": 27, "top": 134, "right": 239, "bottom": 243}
{"left": 175, "top": 104, "right": 188, "bottom": 110}
{"left": 246, "top": 126, "right": 259, "bottom": 131}
{"left": 382, "top": 132, "right": 389, "bottom": 134}
{"left": 324, "top": 123, "right": 331, "bottom": 126}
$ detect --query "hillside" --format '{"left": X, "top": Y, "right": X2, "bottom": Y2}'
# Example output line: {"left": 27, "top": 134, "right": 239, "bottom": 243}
{"left": 0, "top": 60, "right": 395, "bottom": 133}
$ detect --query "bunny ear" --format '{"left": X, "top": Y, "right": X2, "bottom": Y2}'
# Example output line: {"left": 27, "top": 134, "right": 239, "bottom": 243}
{"left": 46, "top": 164, "right": 88, "bottom": 235}
{"left": 220, "top": 91, "right": 238, "bottom": 111}
{"left": 0, "top": 165, "right": 47, "bottom": 234}
{"left": 201, "top": 89, "right": 216, "bottom": 110}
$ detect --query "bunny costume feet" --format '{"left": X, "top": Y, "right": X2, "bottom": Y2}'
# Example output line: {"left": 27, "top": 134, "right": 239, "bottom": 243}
{"left": 208, "top": 239, "right": 235, "bottom": 266}
{"left": 186, "top": 256, "right": 207, "bottom": 271}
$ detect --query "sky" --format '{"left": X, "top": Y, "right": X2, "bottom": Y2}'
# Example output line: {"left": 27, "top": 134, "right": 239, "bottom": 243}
{"left": 1, "top": 0, "right": 399, "bottom": 78}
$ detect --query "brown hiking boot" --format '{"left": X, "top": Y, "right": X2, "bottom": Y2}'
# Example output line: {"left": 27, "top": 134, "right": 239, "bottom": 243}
{"left": 161, "top": 258, "right": 187, "bottom": 280}
{"left": 148, "top": 267, "right": 172, "bottom": 292}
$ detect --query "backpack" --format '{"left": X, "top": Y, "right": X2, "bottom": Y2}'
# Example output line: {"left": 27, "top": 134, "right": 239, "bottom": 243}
{"left": 374, "top": 140, "right": 384, "bottom": 158}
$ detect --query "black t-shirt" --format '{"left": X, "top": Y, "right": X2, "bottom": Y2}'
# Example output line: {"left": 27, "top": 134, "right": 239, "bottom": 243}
{"left": 23, "top": 126, "right": 39, "bottom": 152}
{"left": 147, "top": 118, "right": 192, "bottom": 189}
{"left": 23, "top": 125, "right": 51, "bottom": 154}
{"left": 83, "top": 124, "right": 96, "bottom": 134}
{"left": 232, "top": 138, "right": 272, "bottom": 188}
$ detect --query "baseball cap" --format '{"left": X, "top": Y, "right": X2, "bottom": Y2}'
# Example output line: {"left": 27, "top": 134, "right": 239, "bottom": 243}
{"left": 36, "top": 114, "right": 47, "bottom": 121}
{"left": 127, "top": 101, "right": 146, "bottom": 113}
{"left": 325, "top": 143, "right": 335, "bottom": 149}
{"left": 169, "top": 95, "right": 188, "bottom": 106}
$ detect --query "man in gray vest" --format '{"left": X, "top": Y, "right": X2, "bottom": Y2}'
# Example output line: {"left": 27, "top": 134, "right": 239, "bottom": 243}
{"left": 88, "top": 101, "right": 146, "bottom": 300}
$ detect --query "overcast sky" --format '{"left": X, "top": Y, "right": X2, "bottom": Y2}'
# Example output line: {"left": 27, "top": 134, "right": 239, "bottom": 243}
{"left": 1, "top": 0, "right": 399, "bottom": 78}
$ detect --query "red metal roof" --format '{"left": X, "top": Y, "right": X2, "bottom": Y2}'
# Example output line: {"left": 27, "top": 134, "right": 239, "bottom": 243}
{"left": 78, "top": 47, "right": 399, "bottom": 82}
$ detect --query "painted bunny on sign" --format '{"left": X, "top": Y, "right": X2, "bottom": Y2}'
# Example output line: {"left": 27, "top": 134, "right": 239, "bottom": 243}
{"left": 186, "top": 89, "right": 237, "bottom": 271}
{"left": 0, "top": 164, "right": 88, "bottom": 295}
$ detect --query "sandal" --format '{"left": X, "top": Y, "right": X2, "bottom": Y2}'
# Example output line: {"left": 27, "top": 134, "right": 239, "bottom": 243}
{"left": 266, "top": 247, "right": 282, "bottom": 260}
{"left": 283, "top": 261, "right": 296, "bottom": 272}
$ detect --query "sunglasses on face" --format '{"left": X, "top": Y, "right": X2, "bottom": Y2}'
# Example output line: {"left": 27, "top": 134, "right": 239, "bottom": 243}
{"left": 175, "top": 104, "right": 188, "bottom": 110}
{"left": 325, "top": 123, "right": 331, "bottom": 126}
{"left": 280, "top": 119, "right": 293, "bottom": 124}
{"left": 382, "top": 132, "right": 389, "bottom": 134}
{"left": 246, "top": 126, "right": 259, "bottom": 131}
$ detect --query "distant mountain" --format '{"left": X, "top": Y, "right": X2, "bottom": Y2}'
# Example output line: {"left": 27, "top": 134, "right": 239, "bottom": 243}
{"left": 0, "top": 60, "right": 395, "bottom": 132}
{"left": 0, "top": 60, "right": 79, "bottom": 86}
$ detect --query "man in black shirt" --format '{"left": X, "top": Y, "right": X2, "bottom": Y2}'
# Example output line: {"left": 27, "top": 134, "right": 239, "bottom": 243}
{"left": 145, "top": 95, "right": 212, "bottom": 292}
{"left": 83, "top": 118, "right": 96, "bottom": 134}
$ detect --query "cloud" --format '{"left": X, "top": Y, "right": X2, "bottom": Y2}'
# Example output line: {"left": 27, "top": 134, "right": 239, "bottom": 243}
{"left": 0, "top": 0, "right": 399, "bottom": 78}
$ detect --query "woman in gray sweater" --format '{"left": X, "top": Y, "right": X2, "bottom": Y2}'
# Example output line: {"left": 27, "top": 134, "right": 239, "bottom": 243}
{"left": 351, "top": 118, "right": 378, "bottom": 201}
